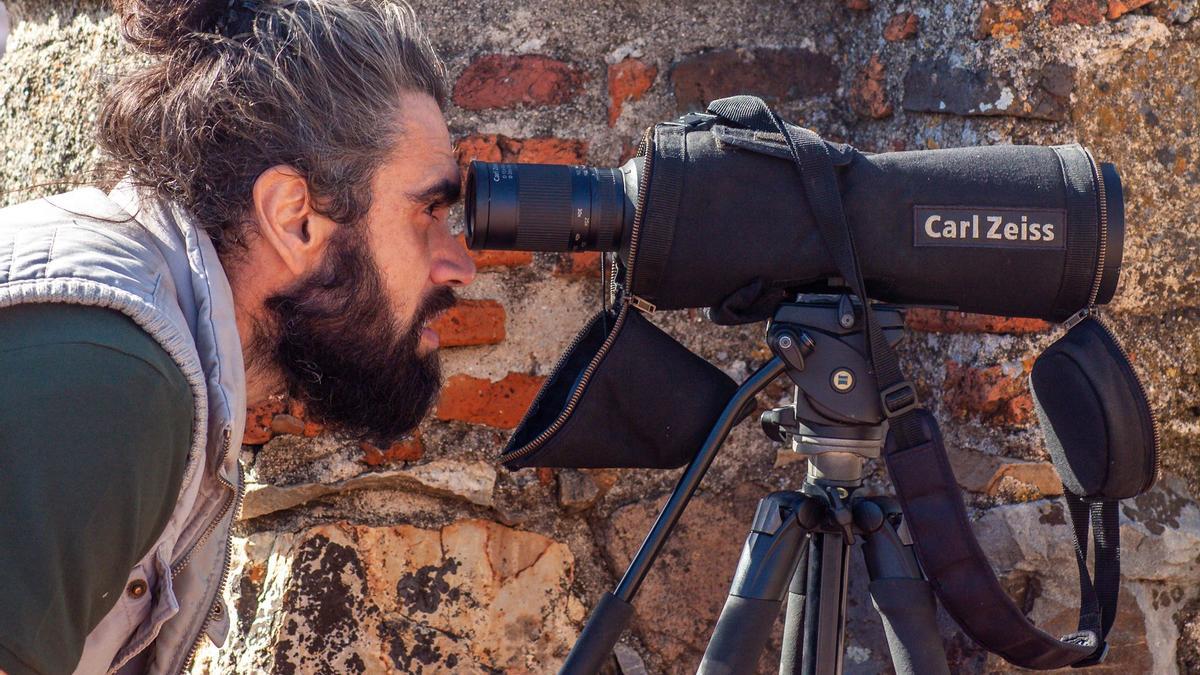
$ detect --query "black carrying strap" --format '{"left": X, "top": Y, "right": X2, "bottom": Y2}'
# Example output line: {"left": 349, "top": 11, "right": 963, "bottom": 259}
{"left": 1066, "top": 492, "right": 1122, "bottom": 647}
{"left": 705, "top": 95, "right": 1114, "bottom": 669}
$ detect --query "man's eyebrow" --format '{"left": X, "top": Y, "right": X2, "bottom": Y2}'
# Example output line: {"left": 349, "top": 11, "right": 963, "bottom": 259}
{"left": 406, "top": 177, "right": 461, "bottom": 205}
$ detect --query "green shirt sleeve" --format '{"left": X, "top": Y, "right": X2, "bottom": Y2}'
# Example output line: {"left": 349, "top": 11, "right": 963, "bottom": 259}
{"left": 0, "top": 304, "right": 193, "bottom": 675}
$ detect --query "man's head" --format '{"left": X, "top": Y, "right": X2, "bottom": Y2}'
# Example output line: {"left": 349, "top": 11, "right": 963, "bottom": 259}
{"left": 99, "top": 0, "right": 475, "bottom": 444}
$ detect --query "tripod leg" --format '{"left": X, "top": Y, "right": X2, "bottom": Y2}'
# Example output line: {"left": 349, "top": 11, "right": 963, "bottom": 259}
{"left": 861, "top": 509, "right": 949, "bottom": 675}
{"left": 800, "top": 532, "right": 851, "bottom": 675}
{"left": 778, "top": 545, "right": 809, "bottom": 675}
{"left": 698, "top": 492, "right": 820, "bottom": 675}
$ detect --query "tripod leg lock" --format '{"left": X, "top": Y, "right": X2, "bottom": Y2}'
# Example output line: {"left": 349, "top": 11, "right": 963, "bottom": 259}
{"left": 731, "top": 493, "right": 818, "bottom": 601}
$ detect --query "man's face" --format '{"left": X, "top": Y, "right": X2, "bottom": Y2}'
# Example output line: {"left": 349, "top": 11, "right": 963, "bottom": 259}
{"left": 362, "top": 93, "right": 473, "bottom": 351}
{"left": 256, "top": 92, "right": 475, "bottom": 445}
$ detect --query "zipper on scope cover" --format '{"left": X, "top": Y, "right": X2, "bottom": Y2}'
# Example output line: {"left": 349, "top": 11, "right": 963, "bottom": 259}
{"left": 1060, "top": 307, "right": 1162, "bottom": 492}
{"left": 1090, "top": 312, "right": 1162, "bottom": 491}
{"left": 1084, "top": 148, "right": 1109, "bottom": 308}
{"left": 629, "top": 296, "right": 657, "bottom": 313}
{"left": 498, "top": 126, "right": 658, "bottom": 465}
{"left": 1070, "top": 151, "right": 1157, "bottom": 487}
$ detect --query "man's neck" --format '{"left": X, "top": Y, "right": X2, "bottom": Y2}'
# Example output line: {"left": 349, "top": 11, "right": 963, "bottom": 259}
{"left": 224, "top": 249, "right": 287, "bottom": 406}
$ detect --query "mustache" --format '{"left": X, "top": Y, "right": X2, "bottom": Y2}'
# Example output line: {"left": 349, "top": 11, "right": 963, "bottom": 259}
{"left": 411, "top": 286, "right": 458, "bottom": 333}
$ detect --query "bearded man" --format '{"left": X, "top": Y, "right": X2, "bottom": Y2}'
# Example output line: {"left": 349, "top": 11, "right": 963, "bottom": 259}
{"left": 0, "top": 1, "right": 474, "bottom": 673}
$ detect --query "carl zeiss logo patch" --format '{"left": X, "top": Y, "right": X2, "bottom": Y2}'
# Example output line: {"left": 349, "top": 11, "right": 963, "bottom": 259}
{"left": 913, "top": 206, "right": 1066, "bottom": 249}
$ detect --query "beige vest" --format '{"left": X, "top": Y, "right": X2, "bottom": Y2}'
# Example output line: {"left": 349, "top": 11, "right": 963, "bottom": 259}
{"left": 0, "top": 184, "right": 246, "bottom": 674}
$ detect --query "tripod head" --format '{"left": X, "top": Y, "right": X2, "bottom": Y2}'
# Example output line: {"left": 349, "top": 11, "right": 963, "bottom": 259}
{"left": 760, "top": 296, "right": 906, "bottom": 487}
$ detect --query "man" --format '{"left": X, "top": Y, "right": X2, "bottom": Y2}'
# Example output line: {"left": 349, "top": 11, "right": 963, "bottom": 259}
{"left": 0, "top": 1, "right": 474, "bottom": 673}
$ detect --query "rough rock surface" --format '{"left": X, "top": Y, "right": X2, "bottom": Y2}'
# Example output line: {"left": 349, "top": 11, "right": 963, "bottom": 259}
{"left": 2, "top": 1, "right": 1199, "bottom": 673}
{"left": 190, "top": 520, "right": 583, "bottom": 673}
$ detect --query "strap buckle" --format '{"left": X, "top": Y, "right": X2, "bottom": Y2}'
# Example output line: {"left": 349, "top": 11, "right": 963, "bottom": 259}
{"left": 880, "top": 381, "right": 918, "bottom": 418}
{"left": 1071, "top": 641, "right": 1109, "bottom": 668}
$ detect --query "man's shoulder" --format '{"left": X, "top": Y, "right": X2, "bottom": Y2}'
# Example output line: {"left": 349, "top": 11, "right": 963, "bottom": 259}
{"left": 0, "top": 189, "right": 171, "bottom": 302}
{"left": 0, "top": 187, "right": 125, "bottom": 222}
{"left": 0, "top": 303, "right": 195, "bottom": 675}
{"left": 0, "top": 302, "right": 190, "bottom": 391}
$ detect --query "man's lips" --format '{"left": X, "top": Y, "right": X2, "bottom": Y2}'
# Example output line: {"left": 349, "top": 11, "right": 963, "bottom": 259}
{"left": 420, "top": 307, "right": 452, "bottom": 349}
{"left": 420, "top": 326, "right": 440, "bottom": 349}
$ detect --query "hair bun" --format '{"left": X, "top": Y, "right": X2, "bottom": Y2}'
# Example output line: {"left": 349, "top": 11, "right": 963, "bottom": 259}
{"left": 112, "top": 0, "right": 236, "bottom": 54}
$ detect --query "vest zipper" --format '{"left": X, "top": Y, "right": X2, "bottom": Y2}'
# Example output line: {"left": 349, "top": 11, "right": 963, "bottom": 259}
{"left": 499, "top": 125, "right": 657, "bottom": 465}
{"left": 169, "top": 429, "right": 238, "bottom": 578}
{"left": 178, "top": 460, "right": 244, "bottom": 673}
{"left": 105, "top": 429, "right": 242, "bottom": 675}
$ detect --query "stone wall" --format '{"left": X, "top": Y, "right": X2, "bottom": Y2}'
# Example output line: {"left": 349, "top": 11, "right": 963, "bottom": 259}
{"left": 2, "top": 0, "right": 1199, "bottom": 673}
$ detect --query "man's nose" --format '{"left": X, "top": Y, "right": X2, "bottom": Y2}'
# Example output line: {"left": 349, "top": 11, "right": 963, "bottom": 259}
{"left": 430, "top": 227, "right": 476, "bottom": 287}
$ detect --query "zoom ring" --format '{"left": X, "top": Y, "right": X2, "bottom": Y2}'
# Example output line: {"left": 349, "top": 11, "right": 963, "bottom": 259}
{"left": 515, "top": 165, "right": 572, "bottom": 251}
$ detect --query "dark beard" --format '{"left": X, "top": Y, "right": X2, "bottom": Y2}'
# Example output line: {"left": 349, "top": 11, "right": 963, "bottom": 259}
{"left": 253, "top": 227, "right": 456, "bottom": 446}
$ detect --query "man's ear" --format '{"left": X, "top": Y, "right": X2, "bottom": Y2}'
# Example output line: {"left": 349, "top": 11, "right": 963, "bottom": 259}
{"left": 251, "top": 166, "right": 337, "bottom": 277}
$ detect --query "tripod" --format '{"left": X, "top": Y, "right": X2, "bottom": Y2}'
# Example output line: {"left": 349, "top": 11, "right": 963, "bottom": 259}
{"left": 562, "top": 297, "right": 951, "bottom": 675}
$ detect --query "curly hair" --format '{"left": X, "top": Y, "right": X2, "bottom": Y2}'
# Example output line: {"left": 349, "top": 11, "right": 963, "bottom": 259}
{"left": 99, "top": 0, "right": 447, "bottom": 255}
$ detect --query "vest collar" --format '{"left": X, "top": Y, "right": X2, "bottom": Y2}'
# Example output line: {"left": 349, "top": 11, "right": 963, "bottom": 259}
{"left": 109, "top": 181, "right": 247, "bottom": 481}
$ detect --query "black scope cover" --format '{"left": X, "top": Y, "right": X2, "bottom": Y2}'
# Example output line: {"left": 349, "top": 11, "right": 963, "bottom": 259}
{"left": 627, "top": 120, "right": 1124, "bottom": 323}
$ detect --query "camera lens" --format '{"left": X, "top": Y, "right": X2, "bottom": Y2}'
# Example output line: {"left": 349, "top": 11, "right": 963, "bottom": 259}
{"left": 465, "top": 160, "right": 639, "bottom": 253}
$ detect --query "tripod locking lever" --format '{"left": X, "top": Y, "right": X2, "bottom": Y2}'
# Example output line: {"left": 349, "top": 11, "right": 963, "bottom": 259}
{"left": 828, "top": 487, "right": 856, "bottom": 545}
{"left": 767, "top": 324, "right": 814, "bottom": 373}
{"left": 760, "top": 406, "right": 798, "bottom": 443}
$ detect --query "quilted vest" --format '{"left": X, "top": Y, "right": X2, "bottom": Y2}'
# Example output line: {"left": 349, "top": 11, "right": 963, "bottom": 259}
{"left": 0, "top": 183, "right": 246, "bottom": 674}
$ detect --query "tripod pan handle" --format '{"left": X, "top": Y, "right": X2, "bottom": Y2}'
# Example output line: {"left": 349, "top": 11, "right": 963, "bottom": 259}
{"left": 559, "top": 592, "right": 635, "bottom": 675}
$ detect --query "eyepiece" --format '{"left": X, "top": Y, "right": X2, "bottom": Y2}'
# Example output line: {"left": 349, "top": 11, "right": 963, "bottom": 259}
{"left": 464, "top": 160, "right": 640, "bottom": 253}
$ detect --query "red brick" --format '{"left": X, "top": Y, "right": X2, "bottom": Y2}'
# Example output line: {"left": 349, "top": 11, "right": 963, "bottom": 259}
{"left": 243, "top": 398, "right": 285, "bottom": 445}
{"left": 455, "top": 134, "right": 588, "bottom": 174}
{"left": 286, "top": 399, "right": 325, "bottom": 437}
{"left": 455, "top": 134, "right": 503, "bottom": 166}
{"left": 883, "top": 12, "right": 919, "bottom": 40}
{"left": 1106, "top": 0, "right": 1153, "bottom": 19}
{"left": 906, "top": 309, "right": 1051, "bottom": 334}
{"left": 845, "top": 0, "right": 871, "bottom": 9}
{"left": 453, "top": 54, "right": 588, "bottom": 110}
{"left": 943, "top": 360, "right": 1034, "bottom": 426}
{"left": 850, "top": 55, "right": 893, "bottom": 120}
{"left": 359, "top": 433, "right": 424, "bottom": 467}
{"left": 455, "top": 234, "right": 533, "bottom": 269}
{"left": 428, "top": 299, "right": 506, "bottom": 347}
{"left": 435, "top": 372, "right": 546, "bottom": 429}
{"left": 671, "top": 48, "right": 838, "bottom": 112}
{"left": 537, "top": 467, "right": 556, "bottom": 486}
{"left": 554, "top": 251, "right": 604, "bottom": 278}
{"left": 511, "top": 138, "right": 588, "bottom": 164}
{"left": 1049, "top": 0, "right": 1106, "bottom": 25}
{"left": 608, "top": 57, "right": 657, "bottom": 126}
